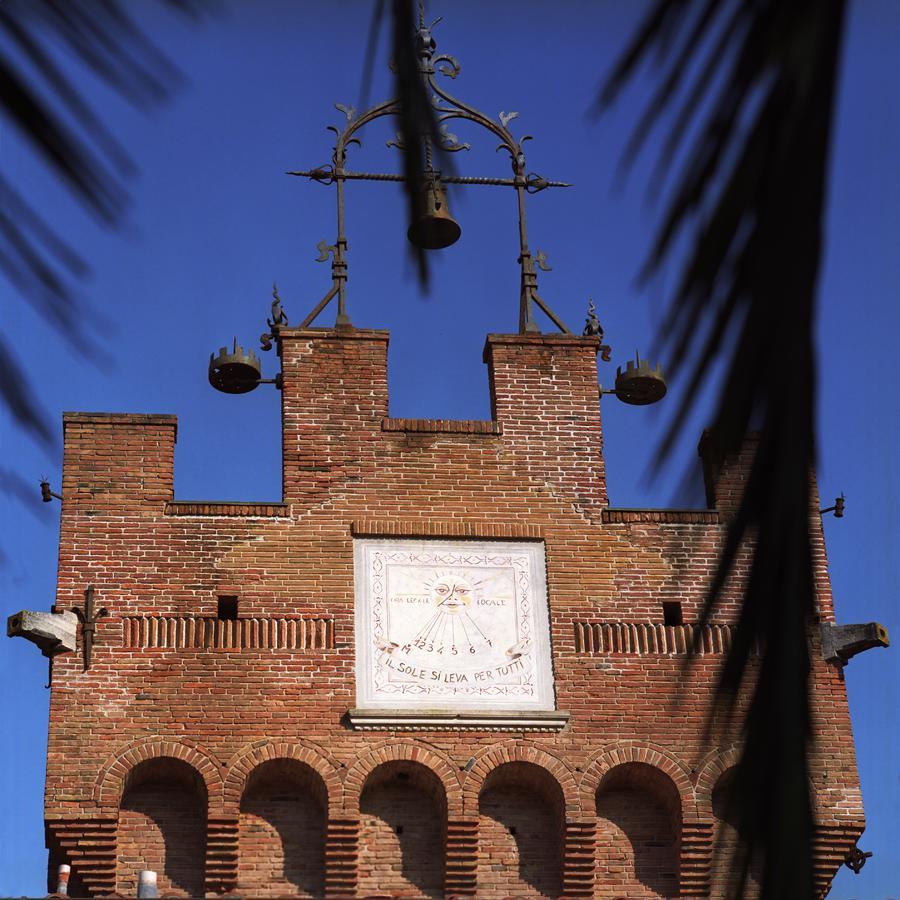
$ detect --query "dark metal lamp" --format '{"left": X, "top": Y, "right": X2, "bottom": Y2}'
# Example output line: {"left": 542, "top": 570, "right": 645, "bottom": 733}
{"left": 601, "top": 351, "right": 667, "bottom": 406}
{"left": 208, "top": 339, "right": 264, "bottom": 394}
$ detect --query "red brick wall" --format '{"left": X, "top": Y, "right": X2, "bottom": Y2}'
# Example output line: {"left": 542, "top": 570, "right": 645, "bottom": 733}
{"left": 115, "top": 759, "right": 206, "bottom": 896}
{"left": 43, "top": 327, "right": 864, "bottom": 897}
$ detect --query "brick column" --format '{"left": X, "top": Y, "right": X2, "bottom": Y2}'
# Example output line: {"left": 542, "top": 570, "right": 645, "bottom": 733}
{"left": 278, "top": 328, "right": 389, "bottom": 506}
{"left": 562, "top": 819, "right": 596, "bottom": 897}
{"left": 485, "top": 333, "right": 606, "bottom": 514}
{"left": 324, "top": 817, "right": 360, "bottom": 898}
{"left": 679, "top": 820, "right": 713, "bottom": 897}
{"left": 205, "top": 815, "right": 238, "bottom": 895}
{"left": 445, "top": 817, "right": 478, "bottom": 896}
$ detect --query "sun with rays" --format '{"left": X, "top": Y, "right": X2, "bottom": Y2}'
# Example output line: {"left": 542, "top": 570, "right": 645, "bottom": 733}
{"left": 401, "top": 569, "right": 495, "bottom": 658}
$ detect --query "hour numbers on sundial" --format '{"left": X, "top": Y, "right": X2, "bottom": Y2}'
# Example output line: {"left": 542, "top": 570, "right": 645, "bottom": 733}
{"left": 404, "top": 572, "right": 495, "bottom": 658}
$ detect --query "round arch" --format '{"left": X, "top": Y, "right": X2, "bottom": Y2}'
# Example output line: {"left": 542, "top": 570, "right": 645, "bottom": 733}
{"left": 223, "top": 739, "right": 342, "bottom": 816}
{"left": 94, "top": 737, "right": 221, "bottom": 809}
{"left": 461, "top": 740, "right": 578, "bottom": 818}
{"left": 694, "top": 744, "right": 742, "bottom": 814}
{"left": 343, "top": 741, "right": 462, "bottom": 817}
{"left": 580, "top": 742, "right": 695, "bottom": 819}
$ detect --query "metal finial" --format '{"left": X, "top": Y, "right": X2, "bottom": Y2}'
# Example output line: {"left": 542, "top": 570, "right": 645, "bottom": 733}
{"left": 268, "top": 284, "right": 288, "bottom": 328}
{"left": 583, "top": 299, "right": 601, "bottom": 336}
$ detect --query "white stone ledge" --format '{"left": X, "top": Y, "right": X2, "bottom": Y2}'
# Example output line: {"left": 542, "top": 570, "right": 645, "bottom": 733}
{"left": 347, "top": 708, "right": 569, "bottom": 732}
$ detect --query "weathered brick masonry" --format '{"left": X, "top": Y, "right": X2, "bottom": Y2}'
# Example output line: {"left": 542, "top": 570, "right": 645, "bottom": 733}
{"left": 43, "top": 327, "right": 864, "bottom": 897}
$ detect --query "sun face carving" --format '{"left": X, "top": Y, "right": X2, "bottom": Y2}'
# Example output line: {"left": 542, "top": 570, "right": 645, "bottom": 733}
{"left": 430, "top": 572, "right": 475, "bottom": 615}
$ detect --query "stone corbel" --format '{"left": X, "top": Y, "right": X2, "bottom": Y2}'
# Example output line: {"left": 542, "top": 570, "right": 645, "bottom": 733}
{"left": 7, "top": 609, "right": 77, "bottom": 657}
{"left": 820, "top": 622, "right": 890, "bottom": 666}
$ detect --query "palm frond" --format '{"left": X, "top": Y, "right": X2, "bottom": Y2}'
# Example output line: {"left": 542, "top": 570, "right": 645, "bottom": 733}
{"left": 0, "top": 0, "right": 211, "bottom": 452}
{"left": 388, "top": 0, "right": 448, "bottom": 287}
{"left": 598, "top": 0, "right": 847, "bottom": 895}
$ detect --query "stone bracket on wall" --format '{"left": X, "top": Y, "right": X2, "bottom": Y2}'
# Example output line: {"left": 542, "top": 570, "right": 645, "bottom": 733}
{"left": 820, "top": 622, "right": 890, "bottom": 666}
{"left": 347, "top": 708, "right": 569, "bottom": 732}
{"left": 7, "top": 609, "right": 77, "bottom": 657}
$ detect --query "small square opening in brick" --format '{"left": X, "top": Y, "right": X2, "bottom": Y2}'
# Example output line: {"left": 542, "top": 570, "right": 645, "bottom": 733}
{"left": 217, "top": 596, "right": 239, "bottom": 621}
{"left": 662, "top": 601, "right": 683, "bottom": 627}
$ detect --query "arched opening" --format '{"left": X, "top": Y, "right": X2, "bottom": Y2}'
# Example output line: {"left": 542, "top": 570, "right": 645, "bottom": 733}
{"left": 595, "top": 762, "right": 680, "bottom": 898}
{"left": 238, "top": 758, "right": 327, "bottom": 896}
{"left": 358, "top": 760, "right": 446, "bottom": 898}
{"left": 476, "top": 761, "right": 565, "bottom": 898}
{"left": 116, "top": 757, "right": 207, "bottom": 897}
{"left": 711, "top": 768, "right": 762, "bottom": 897}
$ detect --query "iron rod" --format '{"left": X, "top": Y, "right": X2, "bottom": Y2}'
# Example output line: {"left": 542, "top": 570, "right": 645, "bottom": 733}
{"left": 288, "top": 169, "right": 571, "bottom": 188}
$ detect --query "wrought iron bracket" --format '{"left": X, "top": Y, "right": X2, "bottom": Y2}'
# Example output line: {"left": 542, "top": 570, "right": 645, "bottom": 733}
{"left": 72, "top": 585, "right": 108, "bottom": 671}
{"left": 844, "top": 845, "right": 873, "bottom": 874}
{"left": 288, "top": 6, "right": 571, "bottom": 335}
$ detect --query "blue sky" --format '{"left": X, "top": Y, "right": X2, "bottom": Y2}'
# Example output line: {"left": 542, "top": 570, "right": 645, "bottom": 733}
{"left": 2, "top": 2, "right": 898, "bottom": 896}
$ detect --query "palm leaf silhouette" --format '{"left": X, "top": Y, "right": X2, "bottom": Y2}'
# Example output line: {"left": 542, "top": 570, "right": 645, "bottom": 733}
{"left": 597, "top": 1, "right": 848, "bottom": 895}
{"left": 0, "top": 0, "right": 210, "bottom": 451}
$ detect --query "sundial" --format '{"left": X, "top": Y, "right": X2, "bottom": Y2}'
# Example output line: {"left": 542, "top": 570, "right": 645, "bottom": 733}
{"left": 355, "top": 540, "right": 555, "bottom": 712}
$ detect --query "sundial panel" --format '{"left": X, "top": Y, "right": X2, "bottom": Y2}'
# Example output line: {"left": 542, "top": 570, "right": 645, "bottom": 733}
{"left": 354, "top": 539, "right": 555, "bottom": 712}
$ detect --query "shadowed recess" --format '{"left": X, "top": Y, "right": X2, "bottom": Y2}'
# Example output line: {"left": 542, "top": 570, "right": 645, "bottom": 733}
{"left": 238, "top": 758, "right": 327, "bottom": 898}
{"left": 116, "top": 757, "right": 207, "bottom": 897}
{"left": 358, "top": 760, "right": 446, "bottom": 899}
{"left": 595, "top": 762, "right": 681, "bottom": 898}
{"left": 477, "top": 761, "right": 564, "bottom": 899}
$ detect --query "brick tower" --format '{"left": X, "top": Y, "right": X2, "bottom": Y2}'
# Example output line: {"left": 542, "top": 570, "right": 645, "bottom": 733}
{"left": 8, "top": 11, "right": 886, "bottom": 900}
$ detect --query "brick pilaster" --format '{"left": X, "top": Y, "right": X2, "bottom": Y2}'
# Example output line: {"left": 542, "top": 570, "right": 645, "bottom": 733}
{"left": 445, "top": 817, "right": 478, "bottom": 896}
{"left": 562, "top": 819, "right": 596, "bottom": 897}
{"left": 324, "top": 817, "right": 359, "bottom": 898}
{"left": 679, "top": 820, "right": 713, "bottom": 897}
{"left": 205, "top": 815, "right": 239, "bottom": 894}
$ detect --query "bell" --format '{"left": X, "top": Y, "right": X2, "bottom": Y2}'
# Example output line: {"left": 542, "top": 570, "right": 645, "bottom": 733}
{"left": 407, "top": 179, "right": 461, "bottom": 250}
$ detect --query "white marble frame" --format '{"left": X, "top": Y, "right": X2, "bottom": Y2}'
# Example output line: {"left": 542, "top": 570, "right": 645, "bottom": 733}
{"left": 353, "top": 538, "right": 556, "bottom": 712}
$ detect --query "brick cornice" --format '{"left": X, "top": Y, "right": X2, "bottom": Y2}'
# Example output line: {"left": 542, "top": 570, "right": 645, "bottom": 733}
{"left": 165, "top": 501, "right": 289, "bottom": 517}
{"left": 63, "top": 411, "right": 178, "bottom": 437}
{"left": 483, "top": 331, "right": 601, "bottom": 362}
{"left": 602, "top": 507, "right": 720, "bottom": 525}
{"left": 381, "top": 417, "right": 501, "bottom": 435}
{"left": 351, "top": 518, "right": 543, "bottom": 539}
